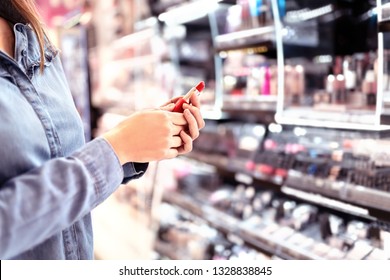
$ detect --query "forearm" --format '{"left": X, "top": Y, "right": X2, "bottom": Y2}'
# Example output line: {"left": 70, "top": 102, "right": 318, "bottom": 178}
{"left": 0, "top": 137, "right": 146, "bottom": 259}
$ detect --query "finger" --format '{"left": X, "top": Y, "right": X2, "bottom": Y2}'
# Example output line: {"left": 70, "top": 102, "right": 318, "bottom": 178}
{"left": 160, "top": 96, "right": 182, "bottom": 107}
{"left": 189, "top": 93, "right": 201, "bottom": 109}
{"left": 177, "top": 130, "right": 193, "bottom": 154}
{"left": 170, "top": 96, "right": 184, "bottom": 104}
{"left": 165, "top": 148, "right": 179, "bottom": 159}
{"left": 170, "top": 136, "right": 183, "bottom": 148}
{"left": 172, "top": 124, "right": 185, "bottom": 135}
{"left": 183, "top": 109, "right": 200, "bottom": 140}
{"left": 160, "top": 103, "right": 175, "bottom": 111}
{"left": 160, "top": 96, "right": 184, "bottom": 108}
{"left": 182, "top": 103, "right": 205, "bottom": 130}
{"left": 168, "top": 112, "right": 188, "bottom": 126}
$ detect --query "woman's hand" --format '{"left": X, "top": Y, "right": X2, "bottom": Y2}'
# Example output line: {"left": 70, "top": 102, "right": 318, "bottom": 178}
{"left": 160, "top": 93, "right": 205, "bottom": 141}
{"left": 103, "top": 109, "right": 189, "bottom": 164}
{"left": 104, "top": 94, "right": 205, "bottom": 165}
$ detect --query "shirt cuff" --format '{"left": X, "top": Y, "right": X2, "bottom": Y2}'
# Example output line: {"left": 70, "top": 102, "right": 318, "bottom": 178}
{"left": 122, "top": 162, "right": 149, "bottom": 184}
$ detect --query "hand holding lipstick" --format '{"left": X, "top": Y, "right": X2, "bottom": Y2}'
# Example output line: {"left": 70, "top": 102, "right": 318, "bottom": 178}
{"left": 160, "top": 81, "right": 206, "bottom": 141}
{"left": 103, "top": 82, "right": 206, "bottom": 164}
{"left": 172, "top": 81, "right": 205, "bottom": 113}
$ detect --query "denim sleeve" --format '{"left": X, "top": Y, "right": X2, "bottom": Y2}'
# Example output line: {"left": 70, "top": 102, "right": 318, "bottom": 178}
{"left": 0, "top": 137, "right": 147, "bottom": 259}
{"left": 122, "top": 162, "right": 149, "bottom": 184}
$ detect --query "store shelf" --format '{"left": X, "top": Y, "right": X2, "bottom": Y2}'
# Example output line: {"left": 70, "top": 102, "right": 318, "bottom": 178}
{"left": 111, "top": 28, "right": 156, "bottom": 49}
{"left": 162, "top": 190, "right": 324, "bottom": 260}
{"left": 157, "top": 0, "right": 222, "bottom": 26}
{"left": 281, "top": 186, "right": 373, "bottom": 221}
{"left": 215, "top": 26, "right": 275, "bottom": 52}
{"left": 200, "top": 109, "right": 230, "bottom": 120}
{"left": 221, "top": 95, "right": 277, "bottom": 123}
{"left": 185, "top": 152, "right": 282, "bottom": 188}
{"left": 223, "top": 95, "right": 277, "bottom": 110}
{"left": 276, "top": 108, "right": 390, "bottom": 132}
{"left": 285, "top": 170, "right": 390, "bottom": 213}
{"left": 106, "top": 55, "right": 157, "bottom": 69}
{"left": 184, "top": 152, "right": 386, "bottom": 224}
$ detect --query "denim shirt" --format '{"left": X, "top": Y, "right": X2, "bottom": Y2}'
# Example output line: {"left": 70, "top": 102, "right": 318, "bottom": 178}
{"left": 0, "top": 23, "right": 148, "bottom": 259}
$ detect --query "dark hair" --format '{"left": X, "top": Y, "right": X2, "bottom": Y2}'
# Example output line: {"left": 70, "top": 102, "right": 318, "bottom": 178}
{"left": 9, "top": 0, "right": 46, "bottom": 72}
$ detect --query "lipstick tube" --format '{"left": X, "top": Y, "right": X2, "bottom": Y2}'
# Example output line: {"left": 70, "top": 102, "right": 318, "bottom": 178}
{"left": 172, "top": 81, "right": 205, "bottom": 113}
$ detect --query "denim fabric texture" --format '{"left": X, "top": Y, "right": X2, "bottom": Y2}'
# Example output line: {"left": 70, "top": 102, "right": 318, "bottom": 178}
{"left": 0, "top": 23, "right": 147, "bottom": 259}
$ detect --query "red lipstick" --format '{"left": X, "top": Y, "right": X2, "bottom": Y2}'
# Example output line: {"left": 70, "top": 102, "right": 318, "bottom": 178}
{"left": 172, "top": 81, "right": 205, "bottom": 113}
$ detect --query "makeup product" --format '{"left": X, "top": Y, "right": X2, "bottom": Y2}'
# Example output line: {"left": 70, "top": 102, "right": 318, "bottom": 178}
{"left": 325, "top": 247, "right": 345, "bottom": 260}
{"left": 238, "top": 0, "right": 251, "bottom": 30}
{"left": 335, "top": 74, "right": 346, "bottom": 104}
{"left": 312, "top": 242, "right": 332, "bottom": 257}
{"left": 261, "top": 66, "right": 271, "bottom": 95}
{"left": 344, "top": 240, "right": 374, "bottom": 260}
{"left": 363, "top": 68, "right": 376, "bottom": 107}
{"left": 248, "top": 0, "right": 262, "bottom": 28}
{"left": 290, "top": 65, "right": 304, "bottom": 105}
{"left": 325, "top": 70, "right": 335, "bottom": 103}
{"left": 173, "top": 81, "right": 205, "bottom": 113}
{"left": 277, "top": 0, "right": 286, "bottom": 19}
{"left": 344, "top": 56, "right": 357, "bottom": 92}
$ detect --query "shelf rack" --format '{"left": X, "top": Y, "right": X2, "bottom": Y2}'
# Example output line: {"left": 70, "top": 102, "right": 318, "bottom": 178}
{"left": 162, "top": 190, "right": 325, "bottom": 260}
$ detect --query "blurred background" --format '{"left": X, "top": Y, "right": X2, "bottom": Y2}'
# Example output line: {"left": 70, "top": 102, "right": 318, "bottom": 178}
{"left": 34, "top": 0, "right": 390, "bottom": 260}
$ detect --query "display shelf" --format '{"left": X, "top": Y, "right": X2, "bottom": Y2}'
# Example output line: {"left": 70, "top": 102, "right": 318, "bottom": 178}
{"left": 183, "top": 151, "right": 387, "bottom": 225}
{"left": 223, "top": 95, "right": 277, "bottom": 110}
{"left": 200, "top": 109, "right": 230, "bottom": 120}
{"left": 162, "top": 190, "right": 324, "bottom": 260}
{"left": 274, "top": 0, "right": 390, "bottom": 131}
{"left": 276, "top": 109, "right": 390, "bottom": 131}
{"left": 107, "top": 55, "right": 157, "bottom": 68}
{"left": 214, "top": 26, "right": 275, "bottom": 52}
{"left": 281, "top": 186, "right": 373, "bottom": 222}
{"left": 222, "top": 108, "right": 276, "bottom": 123}
{"left": 285, "top": 170, "right": 390, "bottom": 214}
{"left": 111, "top": 27, "right": 157, "bottom": 49}
{"left": 157, "top": 0, "right": 222, "bottom": 26}
{"left": 184, "top": 152, "right": 282, "bottom": 188}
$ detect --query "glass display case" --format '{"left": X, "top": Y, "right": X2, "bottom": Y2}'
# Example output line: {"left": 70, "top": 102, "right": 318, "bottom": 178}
{"left": 209, "top": 0, "right": 281, "bottom": 114}
{"left": 157, "top": 0, "right": 284, "bottom": 120}
{"left": 274, "top": 0, "right": 390, "bottom": 130}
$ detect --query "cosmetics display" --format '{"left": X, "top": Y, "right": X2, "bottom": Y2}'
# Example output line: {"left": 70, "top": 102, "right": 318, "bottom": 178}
{"left": 284, "top": 53, "right": 378, "bottom": 111}
{"left": 72, "top": 0, "right": 390, "bottom": 260}
{"left": 189, "top": 120, "right": 266, "bottom": 172}
{"left": 162, "top": 118, "right": 390, "bottom": 259}
{"left": 188, "top": 118, "right": 390, "bottom": 214}
{"left": 155, "top": 203, "right": 272, "bottom": 260}
{"left": 250, "top": 124, "right": 390, "bottom": 212}
{"left": 221, "top": 51, "right": 278, "bottom": 110}
{"left": 159, "top": 175, "right": 389, "bottom": 259}
{"left": 211, "top": 0, "right": 280, "bottom": 112}
{"left": 276, "top": 0, "right": 387, "bottom": 128}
